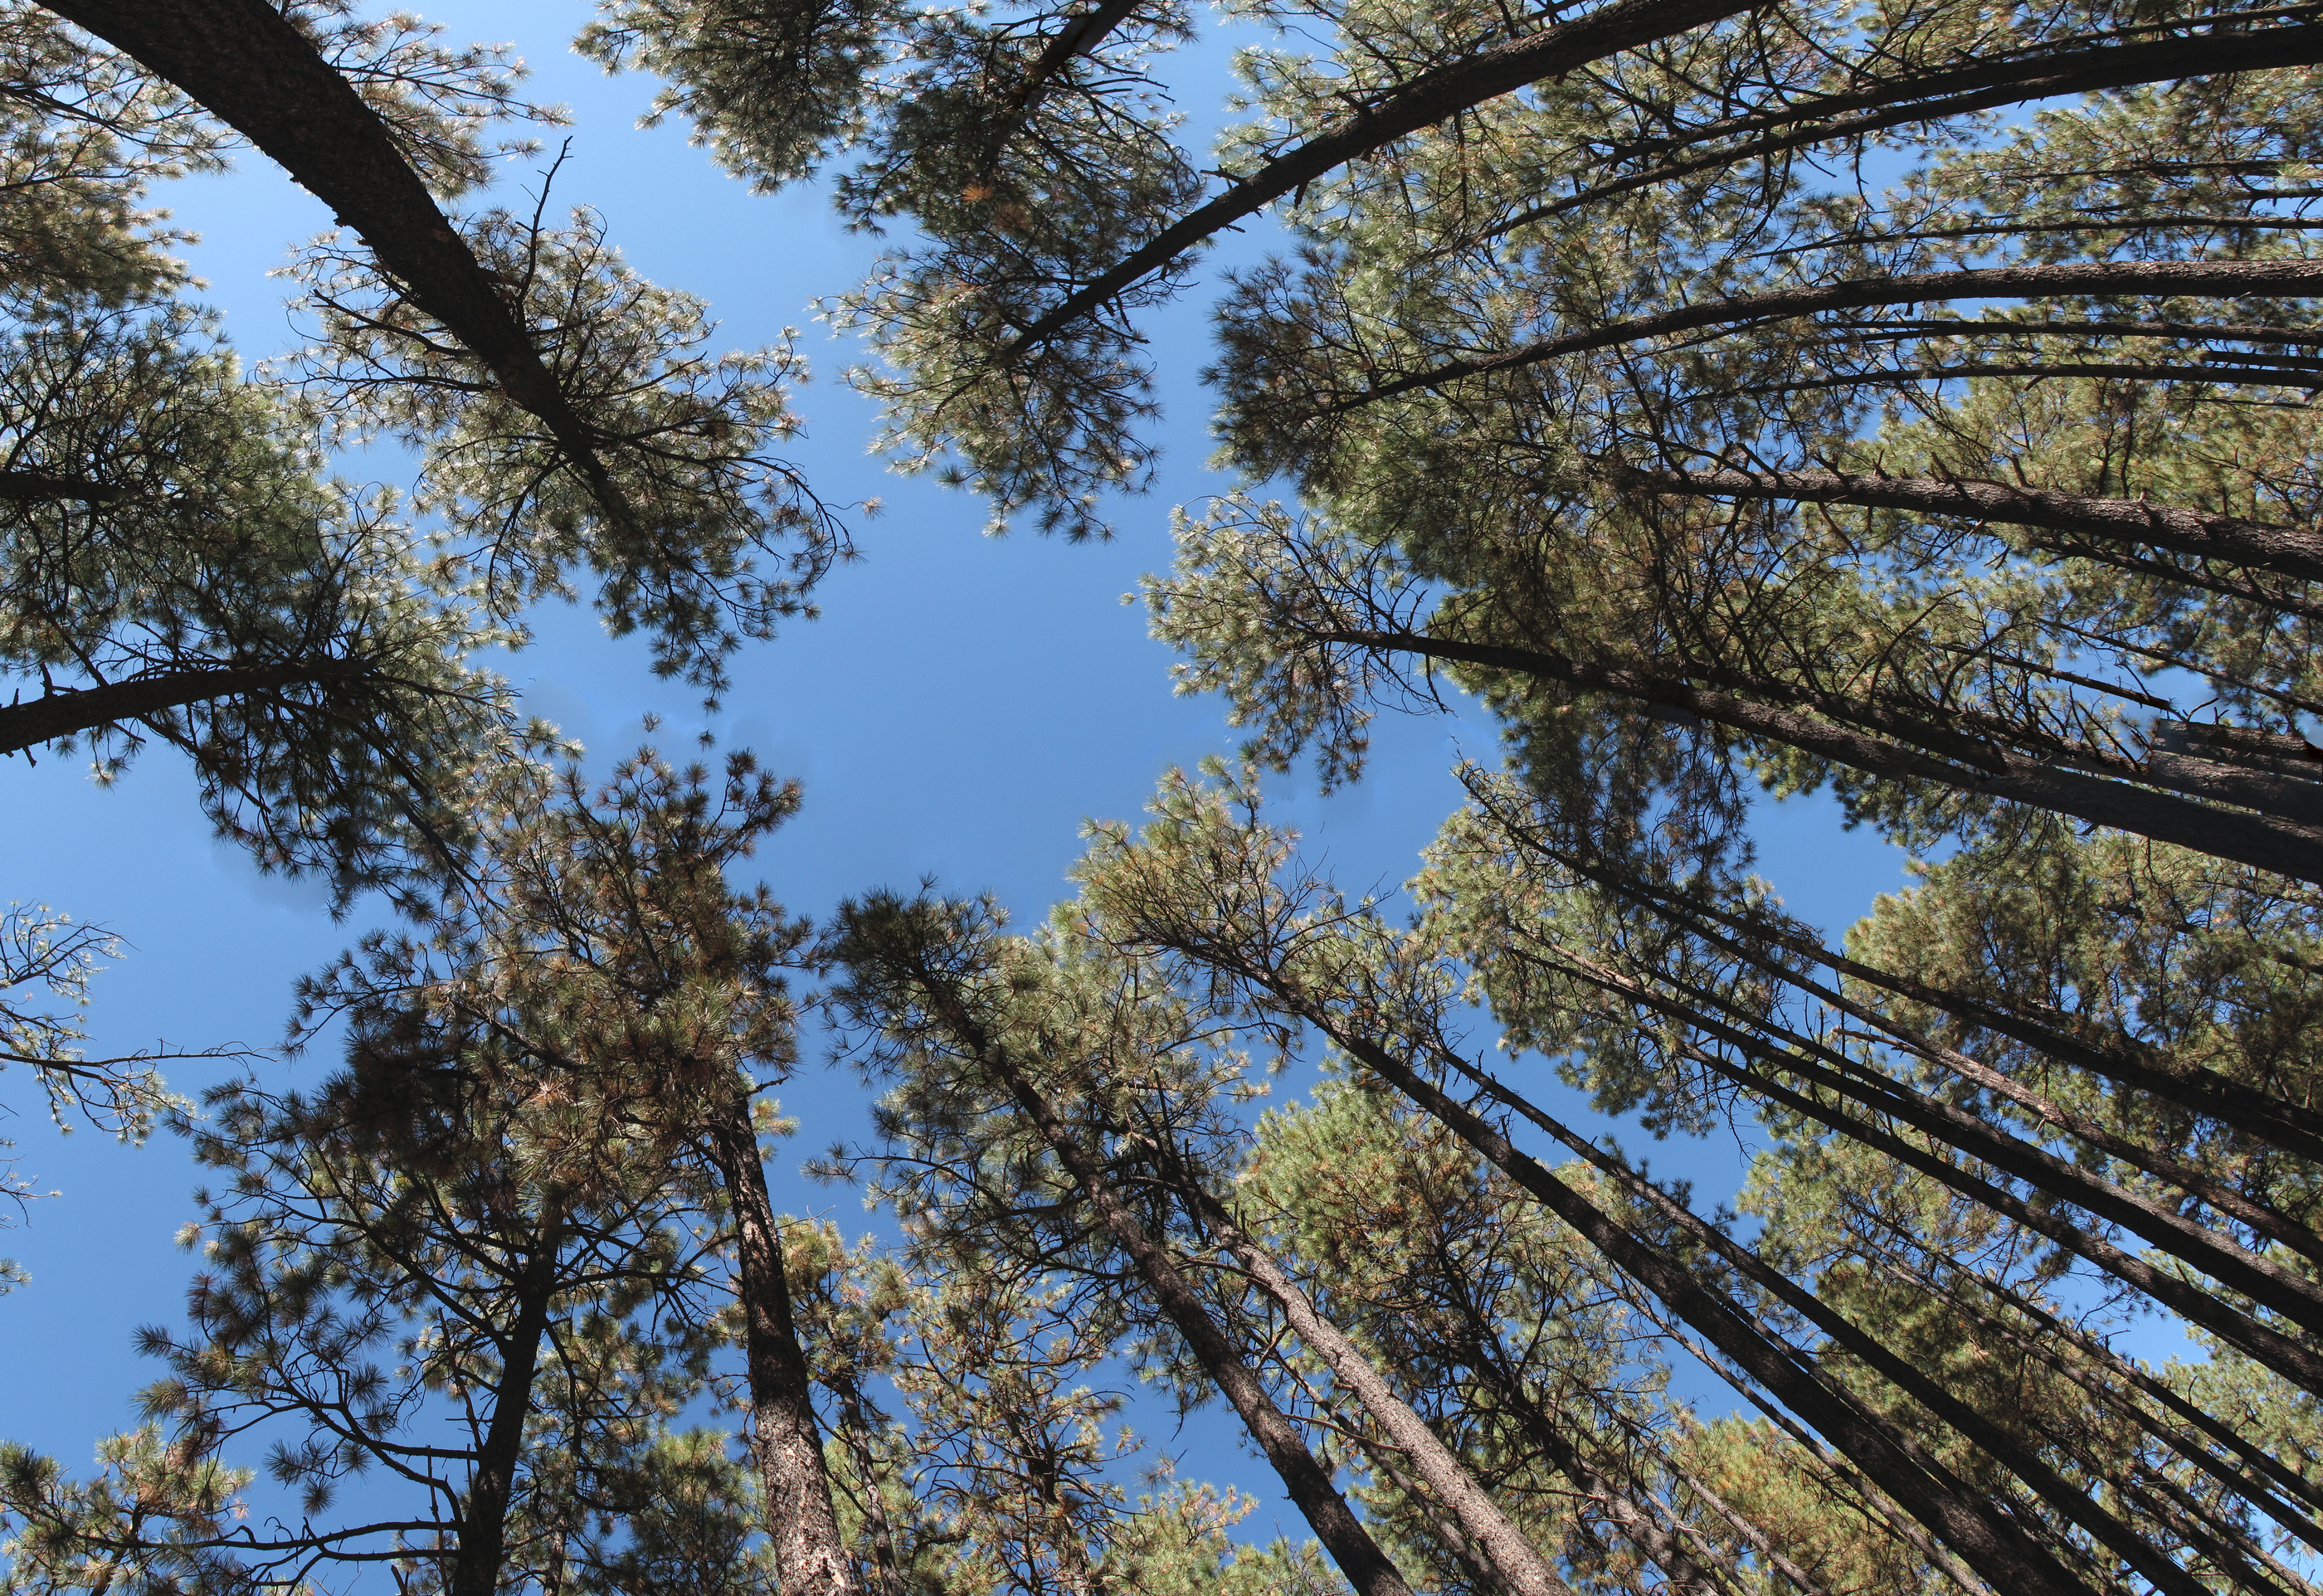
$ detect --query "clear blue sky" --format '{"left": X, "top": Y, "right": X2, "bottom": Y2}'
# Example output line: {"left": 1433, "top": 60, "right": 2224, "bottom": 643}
{"left": 0, "top": 0, "right": 1916, "bottom": 1540}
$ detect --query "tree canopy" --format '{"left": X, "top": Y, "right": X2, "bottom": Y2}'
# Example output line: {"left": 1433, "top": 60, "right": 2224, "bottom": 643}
{"left": 4, "top": 0, "right": 2323, "bottom": 1593}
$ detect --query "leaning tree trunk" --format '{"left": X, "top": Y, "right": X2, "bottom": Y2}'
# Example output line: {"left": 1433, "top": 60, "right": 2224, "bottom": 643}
{"left": 1149, "top": 1141, "right": 1570, "bottom": 1596}
{"left": 703, "top": 1095, "right": 860, "bottom": 1596}
{"left": 950, "top": 1036, "right": 1417, "bottom": 1596}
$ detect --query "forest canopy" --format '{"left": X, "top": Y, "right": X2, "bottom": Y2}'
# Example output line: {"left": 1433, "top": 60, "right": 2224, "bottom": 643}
{"left": 0, "top": 0, "right": 2320, "bottom": 1594}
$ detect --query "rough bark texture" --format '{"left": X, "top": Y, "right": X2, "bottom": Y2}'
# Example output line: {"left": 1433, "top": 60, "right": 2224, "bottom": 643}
{"left": 1001, "top": 0, "right": 1760, "bottom": 356}
{"left": 981, "top": 1060, "right": 1418, "bottom": 1596}
{"left": 1321, "top": 627, "right": 2323, "bottom": 883}
{"left": 1164, "top": 1161, "right": 1571, "bottom": 1596}
{"left": 0, "top": 659, "right": 368, "bottom": 754}
{"left": 1606, "top": 464, "right": 2323, "bottom": 581}
{"left": 704, "top": 1100, "right": 861, "bottom": 1596}
{"left": 44, "top": 0, "right": 626, "bottom": 513}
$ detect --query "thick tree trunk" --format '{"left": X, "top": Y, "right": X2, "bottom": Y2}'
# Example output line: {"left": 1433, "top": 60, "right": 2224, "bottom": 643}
{"left": 45, "top": 0, "right": 625, "bottom": 514}
{"left": 1603, "top": 465, "right": 2323, "bottom": 582}
{"left": 0, "top": 659, "right": 367, "bottom": 755}
{"left": 449, "top": 1244, "right": 559, "bottom": 1596}
{"left": 703, "top": 1099, "right": 860, "bottom": 1596}
{"left": 1157, "top": 1151, "right": 1570, "bottom": 1596}
{"left": 1323, "top": 626, "right": 2323, "bottom": 883}
{"left": 1001, "top": 0, "right": 1759, "bottom": 357}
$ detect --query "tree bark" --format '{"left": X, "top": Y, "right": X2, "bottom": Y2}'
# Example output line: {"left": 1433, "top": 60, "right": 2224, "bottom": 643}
{"left": 995, "top": 1063, "right": 1418, "bottom": 1596}
{"left": 43, "top": 0, "right": 626, "bottom": 516}
{"left": 1468, "top": 1361, "right": 1747, "bottom": 1596}
{"left": 1154, "top": 1145, "right": 1571, "bottom": 1596}
{"left": 895, "top": 994, "right": 1420, "bottom": 1596}
{"left": 1391, "top": 1012, "right": 2214, "bottom": 1596}
{"left": 1315, "top": 1025, "right": 2102, "bottom": 1596}
{"left": 999, "top": 0, "right": 1760, "bottom": 358}
{"left": 703, "top": 1097, "right": 860, "bottom": 1596}
{"left": 1603, "top": 464, "right": 2323, "bottom": 582}
{"left": 1480, "top": 23, "right": 2323, "bottom": 241}
{"left": 1676, "top": 1038, "right": 2323, "bottom": 1396}
{"left": 0, "top": 659, "right": 370, "bottom": 755}
{"left": 1321, "top": 626, "right": 2323, "bottom": 883}
{"left": 1342, "top": 259, "right": 2323, "bottom": 407}
{"left": 449, "top": 1241, "right": 559, "bottom": 1596}
{"left": 1864, "top": 1242, "right": 2323, "bottom": 1559}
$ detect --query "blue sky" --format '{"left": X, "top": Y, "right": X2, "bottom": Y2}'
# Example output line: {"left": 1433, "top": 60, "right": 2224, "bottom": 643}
{"left": 0, "top": 0, "right": 1921, "bottom": 1541}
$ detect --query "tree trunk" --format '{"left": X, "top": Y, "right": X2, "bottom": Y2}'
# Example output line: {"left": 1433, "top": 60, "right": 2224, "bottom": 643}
{"left": 1567, "top": 867, "right": 2323, "bottom": 1264}
{"left": 1504, "top": 833, "right": 2323, "bottom": 1161}
{"left": 46, "top": 0, "right": 625, "bottom": 515}
{"left": 1001, "top": 0, "right": 1760, "bottom": 357}
{"left": 1406, "top": 1017, "right": 2213, "bottom": 1596}
{"left": 1560, "top": 943, "right": 2323, "bottom": 1336}
{"left": 1347, "top": 258, "right": 2323, "bottom": 407}
{"left": 703, "top": 1097, "right": 860, "bottom": 1596}
{"left": 1300, "top": 1022, "right": 2101, "bottom": 1596}
{"left": 1602, "top": 464, "right": 2323, "bottom": 582}
{"left": 0, "top": 659, "right": 369, "bottom": 756}
{"left": 1325, "top": 626, "right": 2323, "bottom": 883}
{"left": 449, "top": 1238, "right": 560, "bottom": 1596}
{"left": 1484, "top": 24, "right": 2323, "bottom": 239}
{"left": 1469, "top": 1363, "right": 1747, "bottom": 1596}
{"left": 969, "top": 1055, "right": 1417, "bottom": 1596}
{"left": 1155, "top": 1146, "right": 1570, "bottom": 1596}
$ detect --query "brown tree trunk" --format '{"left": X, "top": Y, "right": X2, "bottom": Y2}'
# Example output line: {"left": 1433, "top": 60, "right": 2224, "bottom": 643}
{"left": 1562, "top": 866, "right": 2323, "bottom": 1264}
{"left": 1468, "top": 1364, "right": 1745, "bottom": 1596}
{"left": 1603, "top": 464, "right": 2323, "bottom": 582}
{"left": 0, "top": 659, "right": 368, "bottom": 755}
{"left": 1322, "top": 626, "right": 2323, "bottom": 883}
{"left": 449, "top": 1239, "right": 559, "bottom": 1596}
{"left": 46, "top": 0, "right": 626, "bottom": 515}
{"left": 703, "top": 1099, "right": 860, "bottom": 1596}
{"left": 1155, "top": 1148, "right": 1570, "bottom": 1596}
